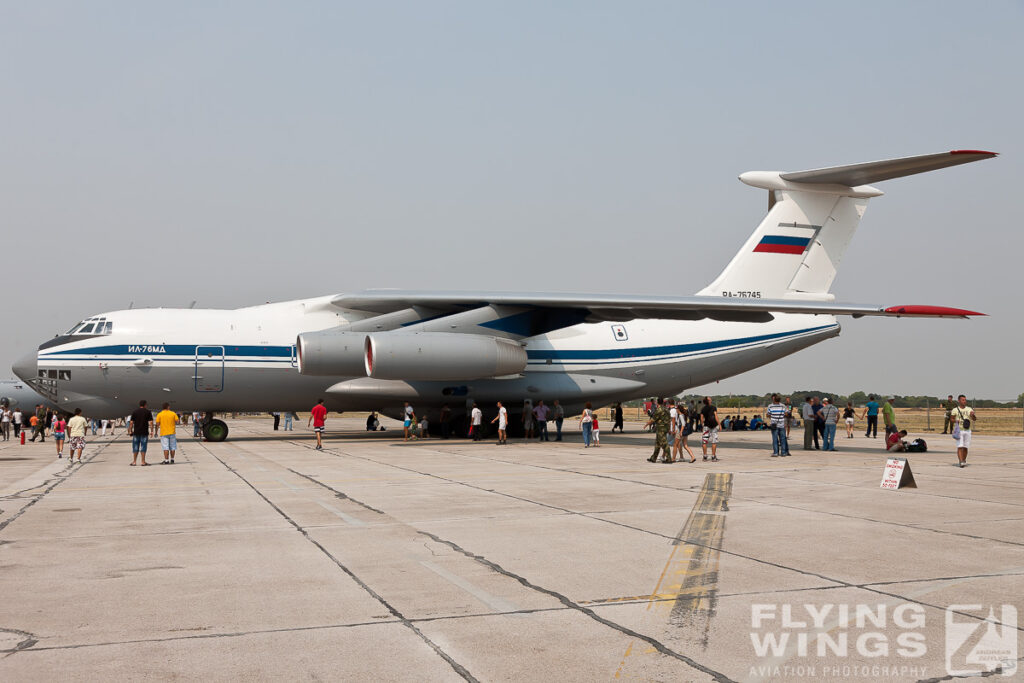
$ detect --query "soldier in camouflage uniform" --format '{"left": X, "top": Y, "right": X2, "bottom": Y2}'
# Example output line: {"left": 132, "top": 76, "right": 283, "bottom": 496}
{"left": 645, "top": 397, "right": 671, "bottom": 462}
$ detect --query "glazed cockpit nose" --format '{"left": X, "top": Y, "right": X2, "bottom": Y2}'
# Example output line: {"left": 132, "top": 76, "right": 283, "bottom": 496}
{"left": 12, "top": 351, "right": 38, "bottom": 383}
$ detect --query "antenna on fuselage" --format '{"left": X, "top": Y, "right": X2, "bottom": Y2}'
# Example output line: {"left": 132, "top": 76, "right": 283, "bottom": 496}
{"left": 128, "top": 301, "right": 134, "bottom": 310}
{"left": 189, "top": 300, "right": 197, "bottom": 309}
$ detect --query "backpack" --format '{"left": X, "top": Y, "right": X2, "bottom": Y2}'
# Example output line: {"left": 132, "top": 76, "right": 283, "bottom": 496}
{"left": 906, "top": 438, "right": 927, "bottom": 453}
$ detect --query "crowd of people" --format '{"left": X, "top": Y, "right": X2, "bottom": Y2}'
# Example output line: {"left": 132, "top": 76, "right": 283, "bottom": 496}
{"left": 637, "top": 393, "right": 977, "bottom": 467}
{"left": 644, "top": 396, "right": 724, "bottom": 463}
{"left": 359, "top": 399, "right": 576, "bottom": 445}
{"left": 0, "top": 401, "right": 207, "bottom": 466}
{"left": 5, "top": 392, "right": 979, "bottom": 469}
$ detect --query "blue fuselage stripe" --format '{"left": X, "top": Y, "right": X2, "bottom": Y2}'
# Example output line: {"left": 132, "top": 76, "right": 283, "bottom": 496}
{"left": 525, "top": 324, "right": 834, "bottom": 361}
{"left": 40, "top": 344, "right": 293, "bottom": 358}
{"left": 37, "top": 324, "right": 836, "bottom": 365}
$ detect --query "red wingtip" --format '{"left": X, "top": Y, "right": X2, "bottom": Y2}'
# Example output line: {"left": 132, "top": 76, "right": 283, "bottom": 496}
{"left": 950, "top": 149, "right": 998, "bottom": 156}
{"left": 884, "top": 305, "right": 986, "bottom": 317}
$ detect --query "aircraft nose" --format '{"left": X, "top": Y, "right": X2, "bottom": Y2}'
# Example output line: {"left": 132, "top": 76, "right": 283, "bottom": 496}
{"left": 12, "top": 350, "right": 38, "bottom": 383}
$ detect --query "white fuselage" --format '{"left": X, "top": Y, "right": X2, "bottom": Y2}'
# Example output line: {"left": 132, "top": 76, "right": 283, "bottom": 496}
{"left": 24, "top": 295, "right": 839, "bottom": 420}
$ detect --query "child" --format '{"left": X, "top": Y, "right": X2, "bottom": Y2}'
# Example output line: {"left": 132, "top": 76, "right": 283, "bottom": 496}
{"left": 52, "top": 415, "right": 67, "bottom": 457}
{"left": 591, "top": 414, "right": 600, "bottom": 446}
{"left": 418, "top": 416, "right": 429, "bottom": 439}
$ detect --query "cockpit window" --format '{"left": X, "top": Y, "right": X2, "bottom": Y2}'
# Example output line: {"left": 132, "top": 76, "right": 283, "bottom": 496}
{"left": 64, "top": 317, "right": 113, "bottom": 336}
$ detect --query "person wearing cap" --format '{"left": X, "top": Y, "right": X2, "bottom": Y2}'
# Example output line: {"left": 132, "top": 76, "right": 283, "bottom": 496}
{"left": 941, "top": 394, "right": 954, "bottom": 434}
{"left": 819, "top": 397, "right": 840, "bottom": 451}
{"left": 882, "top": 397, "right": 898, "bottom": 438}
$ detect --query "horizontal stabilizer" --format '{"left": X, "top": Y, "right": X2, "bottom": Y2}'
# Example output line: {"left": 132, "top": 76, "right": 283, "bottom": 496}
{"left": 882, "top": 305, "right": 984, "bottom": 318}
{"left": 780, "top": 150, "right": 997, "bottom": 187}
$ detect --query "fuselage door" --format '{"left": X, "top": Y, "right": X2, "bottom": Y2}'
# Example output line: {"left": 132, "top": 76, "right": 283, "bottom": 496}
{"left": 194, "top": 346, "right": 225, "bottom": 392}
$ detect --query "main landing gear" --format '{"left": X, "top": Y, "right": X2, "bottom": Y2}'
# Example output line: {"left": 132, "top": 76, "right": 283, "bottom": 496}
{"left": 202, "top": 413, "right": 229, "bottom": 442}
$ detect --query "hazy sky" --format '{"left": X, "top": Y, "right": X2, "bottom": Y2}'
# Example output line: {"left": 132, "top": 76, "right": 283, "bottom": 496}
{"left": 2, "top": 2, "right": 1021, "bottom": 399}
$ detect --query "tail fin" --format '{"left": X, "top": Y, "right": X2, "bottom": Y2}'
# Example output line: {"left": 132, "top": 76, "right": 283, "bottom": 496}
{"left": 698, "top": 150, "right": 996, "bottom": 300}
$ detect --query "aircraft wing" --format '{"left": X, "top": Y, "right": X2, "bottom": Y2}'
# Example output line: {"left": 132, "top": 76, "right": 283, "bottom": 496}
{"left": 331, "top": 291, "right": 982, "bottom": 323}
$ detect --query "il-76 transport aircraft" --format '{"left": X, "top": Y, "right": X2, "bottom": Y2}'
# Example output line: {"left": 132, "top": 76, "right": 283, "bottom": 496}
{"left": 13, "top": 150, "right": 995, "bottom": 441}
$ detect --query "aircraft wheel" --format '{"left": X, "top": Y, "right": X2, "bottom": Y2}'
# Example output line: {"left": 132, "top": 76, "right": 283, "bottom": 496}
{"left": 203, "top": 419, "right": 229, "bottom": 442}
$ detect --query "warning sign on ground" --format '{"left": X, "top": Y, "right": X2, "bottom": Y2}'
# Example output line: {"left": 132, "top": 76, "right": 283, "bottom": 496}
{"left": 880, "top": 457, "right": 917, "bottom": 490}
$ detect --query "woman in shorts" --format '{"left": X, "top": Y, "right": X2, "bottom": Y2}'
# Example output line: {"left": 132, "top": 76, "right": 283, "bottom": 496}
{"left": 672, "top": 405, "right": 695, "bottom": 463}
{"left": 579, "top": 402, "right": 594, "bottom": 447}
{"left": 843, "top": 402, "right": 856, "bottom": 439}
{"left": 402, "top": 402, "right": 416, "bottom": 441}
{"left": 52, "top": 415, "right": 67, "bottom": 457}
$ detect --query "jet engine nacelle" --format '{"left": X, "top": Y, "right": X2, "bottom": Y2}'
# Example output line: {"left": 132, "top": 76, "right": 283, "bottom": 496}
{"left": 296, "top": 329, "right": 367, "bottom": 376}
{"left": 365, "top": 332, "right": 527, "bottom": 380}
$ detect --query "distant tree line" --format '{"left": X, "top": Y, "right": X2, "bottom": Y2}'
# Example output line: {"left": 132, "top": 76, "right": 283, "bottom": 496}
{"left": 631, "top": 392, "right": 1022, "bottom": 409}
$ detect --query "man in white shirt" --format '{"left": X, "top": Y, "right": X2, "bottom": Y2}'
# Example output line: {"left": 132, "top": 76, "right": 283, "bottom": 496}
{"left": 950, "top": 394, "right": 977, "bottom": 469}
{"left": 470, "top": 403, "right": 483, "bottom": 441}
{"left": 490, "top": 401, "right": 508, "bottom": 445}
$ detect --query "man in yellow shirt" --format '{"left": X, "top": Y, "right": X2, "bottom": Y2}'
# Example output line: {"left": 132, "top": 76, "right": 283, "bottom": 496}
{"left": 155, "top": 403, "right": 179, "bottom": 464}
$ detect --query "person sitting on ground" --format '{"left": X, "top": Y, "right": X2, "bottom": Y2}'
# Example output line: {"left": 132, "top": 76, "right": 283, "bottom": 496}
{"left": 886, "top": 429, "right": 909, "bottom": 452}
{"left": 721, "top": 415, "right": 731, "bottom": 431}
{"left": 748, "top": 415, "right": 761, "bottom": 430}
{"left": 366, "top": 412, "right": 379, "bottom": 431}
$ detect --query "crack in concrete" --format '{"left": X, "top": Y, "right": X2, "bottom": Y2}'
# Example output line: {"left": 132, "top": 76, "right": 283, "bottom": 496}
{"left": 287, "top": 452, "right": 737, "bottom": 683}
{"left": 0, "top": 439, "right": 118, "bottom": 534}
{"left": 0, "top": 628, "right": 38, "bottom": 657}
{"left": 301, "top": 438, "right": 1024, "bottom": 635}
{"left": 192, "top": 439, "right": 479, "bottom": 683}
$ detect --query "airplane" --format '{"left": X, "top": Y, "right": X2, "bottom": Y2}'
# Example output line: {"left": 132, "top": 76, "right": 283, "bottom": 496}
{"left": 0, "top": 379, "right": 55, "bottom": 411}
{"left": 12, "top": 150, "right": 995, "bottom": 441}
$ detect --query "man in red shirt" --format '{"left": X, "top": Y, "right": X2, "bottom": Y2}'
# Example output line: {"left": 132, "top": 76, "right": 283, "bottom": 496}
{"left": 308, "top": 398, "right": 328, "bottom": 450}
{"left": 886, "top": 429, "right": 908, "bottom": 453}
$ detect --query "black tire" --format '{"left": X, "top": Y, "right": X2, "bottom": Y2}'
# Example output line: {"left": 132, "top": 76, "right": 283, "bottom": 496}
{"left": 203, "top": 419, "right": 229, "bottom": 442}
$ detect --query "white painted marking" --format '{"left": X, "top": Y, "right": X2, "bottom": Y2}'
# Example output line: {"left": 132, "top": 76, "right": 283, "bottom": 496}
{"left": 419, "top": 560, "right": 519, "bottom": 613}
{"left": 315, "top": 501, "right": 366, "bottom": 527}
{"left": 272, "top": 477, "right": 300, "bottom": 491}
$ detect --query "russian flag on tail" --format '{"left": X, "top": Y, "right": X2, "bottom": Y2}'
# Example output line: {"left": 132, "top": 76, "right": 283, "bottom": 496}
{"left": 753, "top": 235, "right": 811, "bottom": 254}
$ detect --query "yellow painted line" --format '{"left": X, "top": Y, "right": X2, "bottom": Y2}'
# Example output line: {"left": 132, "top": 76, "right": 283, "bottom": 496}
{"left": 613, "top": 640, "right": 633, "bottom": 679}
{"left": 644, "top": 544, "right": 681, "bottom": 612}
{"left": 613, "top": 472, "right": 733, "bottom": 677}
